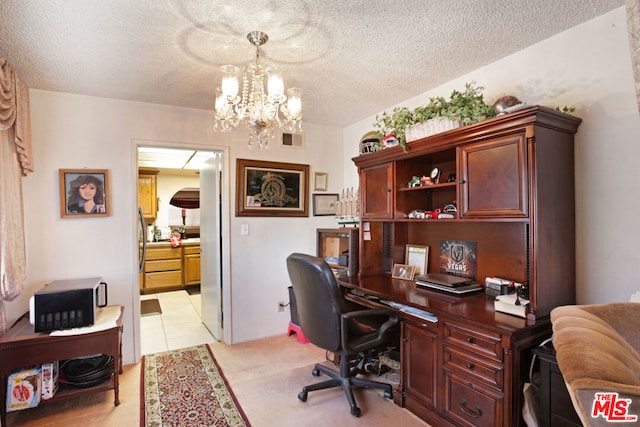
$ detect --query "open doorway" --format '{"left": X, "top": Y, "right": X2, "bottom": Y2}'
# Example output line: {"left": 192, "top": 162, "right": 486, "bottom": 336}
{"left": 135, "top": 142, "right": 227, "bottom": 356}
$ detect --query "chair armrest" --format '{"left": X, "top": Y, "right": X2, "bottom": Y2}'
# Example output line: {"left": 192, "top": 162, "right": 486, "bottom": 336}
{"left": 340, "top": 309, "right": 399, "bottom": 354}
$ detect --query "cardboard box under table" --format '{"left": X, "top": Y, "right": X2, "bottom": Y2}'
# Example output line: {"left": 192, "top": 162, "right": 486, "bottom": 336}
{"left": 6, "top": 367, "right": 41, "bottom": 412}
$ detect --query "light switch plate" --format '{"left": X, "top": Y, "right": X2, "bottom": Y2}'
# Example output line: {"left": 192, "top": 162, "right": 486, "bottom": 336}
{"left": 241, "top": 223, "right": 249, "bottom": 236}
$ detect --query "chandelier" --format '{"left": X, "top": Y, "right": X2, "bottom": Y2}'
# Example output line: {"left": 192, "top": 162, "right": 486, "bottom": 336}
{"left": 213, "top": 31, "right": 303, "bottom": 150}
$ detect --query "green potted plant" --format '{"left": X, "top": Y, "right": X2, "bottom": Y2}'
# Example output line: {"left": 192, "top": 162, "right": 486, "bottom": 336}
{"left": 373, "top": 82, "right": 495, "bottom": 151}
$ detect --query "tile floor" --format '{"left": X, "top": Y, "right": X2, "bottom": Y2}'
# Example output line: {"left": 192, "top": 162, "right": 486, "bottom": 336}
{"left": 139, "top": 289, "right": 217, "bottom": 355}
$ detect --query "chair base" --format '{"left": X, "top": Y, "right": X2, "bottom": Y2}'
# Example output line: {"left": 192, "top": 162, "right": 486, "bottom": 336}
{"left": 298, "top": 361, "right": 393, "bottom": 417}
{"left": 287, "top": 322, "right": 310, "bottom": 343}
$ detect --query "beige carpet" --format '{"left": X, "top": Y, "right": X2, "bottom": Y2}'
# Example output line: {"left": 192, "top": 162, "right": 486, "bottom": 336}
{"left": 210, "top": 334, "right": 429, "bottom": 426}
{"left": 4, "top": 334, "right": 428, "bottom": 426}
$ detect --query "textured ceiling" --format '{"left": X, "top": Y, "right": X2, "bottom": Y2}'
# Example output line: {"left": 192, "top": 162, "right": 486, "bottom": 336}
{"left": 0, "top": 0, "right": 624, "bottom": 128}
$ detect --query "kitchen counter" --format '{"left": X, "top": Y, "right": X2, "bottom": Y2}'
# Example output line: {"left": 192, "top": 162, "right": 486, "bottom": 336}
{"left": 144, "top": 238, "right": 200, "bottom": 248}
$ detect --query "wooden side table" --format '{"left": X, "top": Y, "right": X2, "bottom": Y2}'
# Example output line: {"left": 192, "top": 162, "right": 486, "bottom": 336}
{"left": 0, "top": 306, "right": 123, "bottom": 426}
{"left": 532, "top": 344, "right": 581, "bottom": 427}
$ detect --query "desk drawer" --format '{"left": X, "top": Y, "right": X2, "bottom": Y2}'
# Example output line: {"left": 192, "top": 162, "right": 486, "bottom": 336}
{"left": 444, "top": 370, "right": 503, "bottom": 427}
{"left": 443, "top": 320, "right": 503, "bottom": 362}
{"left": 145, "top": 259, "right": 182, "bottom": 273}
{"left": 444, "top": 346, "right": 504, "bottom": 391}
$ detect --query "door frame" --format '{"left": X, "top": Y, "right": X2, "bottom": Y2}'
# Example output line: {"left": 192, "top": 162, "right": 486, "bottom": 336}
{"left": 130, "top": 138, "right": 232, "bottom": 362}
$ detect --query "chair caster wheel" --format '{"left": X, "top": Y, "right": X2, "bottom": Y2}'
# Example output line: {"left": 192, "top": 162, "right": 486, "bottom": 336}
{"left": 351, "top": 406, "right": 361, "bottom": 417}
{"left": 312, "top": 368, "right": 321, "bottom": 376}
{"left": 298, "top": 391, "right": 307, "bottom": 402}
{"left": 384, "top": 389, "right": 393, "bottom": 399}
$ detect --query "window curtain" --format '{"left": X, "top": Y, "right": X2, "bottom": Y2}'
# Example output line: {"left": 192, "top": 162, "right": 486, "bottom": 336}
{"left": 0, "top": 57, "right": 33, "bottom": 335}
{"left": 628, "top": 0, "right": 640, "bottom": 112}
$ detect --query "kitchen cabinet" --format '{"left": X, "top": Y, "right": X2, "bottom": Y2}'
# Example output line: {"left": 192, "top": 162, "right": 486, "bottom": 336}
{"left": 183, "top": 245, "right": 201, "bottom": 286}
{"left": 143, "top": 246, "right": 182, "bottom": 291}
{"left": 138, "top": 170, "right": 158, "bottom": 220}
{"left": 140, "top": 241, "right": 200, "bottom": 293}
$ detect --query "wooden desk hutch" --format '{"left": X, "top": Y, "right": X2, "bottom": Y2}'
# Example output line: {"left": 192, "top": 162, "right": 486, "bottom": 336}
{"left": 344, "top": 106, "right": 581, "bottom": 427}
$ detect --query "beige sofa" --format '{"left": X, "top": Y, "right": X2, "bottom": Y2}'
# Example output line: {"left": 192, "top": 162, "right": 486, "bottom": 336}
{"left": 551, "top": 303, "right": 640, "bottom": 427}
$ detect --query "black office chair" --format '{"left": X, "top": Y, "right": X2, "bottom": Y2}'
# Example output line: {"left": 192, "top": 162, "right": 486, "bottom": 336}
{"left": 286, "top": 252, "right": 399, "bottom": 417}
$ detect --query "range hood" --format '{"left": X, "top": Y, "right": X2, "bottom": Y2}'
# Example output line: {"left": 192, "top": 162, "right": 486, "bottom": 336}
{"left": 169, "top": 187, "right": 199, "bottom": 209}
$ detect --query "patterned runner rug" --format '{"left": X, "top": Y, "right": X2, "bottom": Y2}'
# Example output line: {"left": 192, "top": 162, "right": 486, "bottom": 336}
{"left": 141, "top": 345, "right": 251, "bottom": 426}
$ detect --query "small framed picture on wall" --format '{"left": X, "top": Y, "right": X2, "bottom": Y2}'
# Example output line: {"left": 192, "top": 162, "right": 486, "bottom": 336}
{"left": 59, "top": 169, "right": 111, "bottom": 218}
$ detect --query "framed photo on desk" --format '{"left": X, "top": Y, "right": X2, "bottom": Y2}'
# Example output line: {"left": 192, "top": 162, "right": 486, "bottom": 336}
{"left": 405, "top": 244, "right": 429, "bottom": 275}
{"left": 392, "top": 264, "right": 415, "bottom": 281}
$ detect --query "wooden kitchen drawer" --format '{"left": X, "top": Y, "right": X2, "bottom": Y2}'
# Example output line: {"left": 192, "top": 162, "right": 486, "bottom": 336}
{"left": 444, "top": 345, "right": 504, "bottom": 391}
{"left": 145, "top": 271, "right": 182, "bottom": 289}
{"left": 183, "top": 246, "right": 200, "bottom": 255}
{"left": 146, "top": 247, "right": 181, "bottom": 260}
{"left": 144, "top": 259, "right": 182, "bottom": 273}
{"left": 443, "top": 321, "right": 503, "bottom": 362}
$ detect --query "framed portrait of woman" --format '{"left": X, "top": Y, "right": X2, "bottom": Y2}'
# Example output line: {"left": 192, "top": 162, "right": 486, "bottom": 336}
{"left": 59, "top": 169, "right": 111, "bottom": 218}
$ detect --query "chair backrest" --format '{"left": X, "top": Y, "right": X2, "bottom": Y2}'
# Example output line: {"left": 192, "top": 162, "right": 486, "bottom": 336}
{"left": 286, "top": 253, "right": 349, "bottom": 353}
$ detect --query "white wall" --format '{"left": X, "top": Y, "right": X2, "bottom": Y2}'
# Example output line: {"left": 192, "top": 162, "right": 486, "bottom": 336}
{"left": 343, "top": 7, "right": 640, "bottom": 304}
{"left": 9, "top": 92, "right": 343, "bottom": 364}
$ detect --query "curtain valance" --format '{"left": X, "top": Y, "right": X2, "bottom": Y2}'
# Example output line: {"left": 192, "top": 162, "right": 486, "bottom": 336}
{"left": 0, "top": 58, "right": 33, "bottom": 175}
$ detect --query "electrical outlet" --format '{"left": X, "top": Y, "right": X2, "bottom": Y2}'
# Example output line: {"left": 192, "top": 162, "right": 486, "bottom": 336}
{"left": 277, "top": 301, "right": 285, "bottom": 312}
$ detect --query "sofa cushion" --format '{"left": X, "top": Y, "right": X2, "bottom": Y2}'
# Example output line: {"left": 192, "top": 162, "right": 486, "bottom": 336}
{"left": 551, "top": 303, "right": 640, "bottom": 427}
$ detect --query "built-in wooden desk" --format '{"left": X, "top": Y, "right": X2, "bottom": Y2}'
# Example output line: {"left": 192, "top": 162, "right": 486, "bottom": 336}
{"left": 0, "top": 306, "right": 123, "bottom": 426}
{"left": 339, "top": 276, "right": 550, "bottom": 427}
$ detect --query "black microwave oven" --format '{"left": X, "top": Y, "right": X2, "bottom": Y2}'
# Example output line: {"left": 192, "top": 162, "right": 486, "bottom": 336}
{"left": 29, "top": 277, "right": 108, "bottom": 333}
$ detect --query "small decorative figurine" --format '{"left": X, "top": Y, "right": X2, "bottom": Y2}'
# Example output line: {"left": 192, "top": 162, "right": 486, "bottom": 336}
{"left": 408, "top": 176, "right": 421, "bottom": 187}
{"left": 420, "top": 176, "right": 432, "bottom": 186}
{"left": 383, "top": 134, "right": 399, "bottom": 149}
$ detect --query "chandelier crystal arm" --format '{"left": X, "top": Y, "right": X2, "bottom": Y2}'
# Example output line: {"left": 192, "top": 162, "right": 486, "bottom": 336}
{"left": 213, "top": 31, "right": 303, "bottom": 150}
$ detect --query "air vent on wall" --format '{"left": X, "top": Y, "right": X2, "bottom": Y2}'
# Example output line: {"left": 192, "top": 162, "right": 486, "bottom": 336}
{"left": 281, "top": 132, "right": 304, "bottom": 148}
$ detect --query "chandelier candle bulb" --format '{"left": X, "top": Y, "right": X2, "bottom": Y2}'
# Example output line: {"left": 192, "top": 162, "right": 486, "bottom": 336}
{"left": 214, "top": 88, "right": 226, "bottom": 112}
{"left": 286, "top": 88, "right": 303, "bottom": 117}
{"left": 267, "top": 66, "right": 284, "bottom": 98}
{"left": 220, "top": 65, "right": 239, "bottom": 98}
